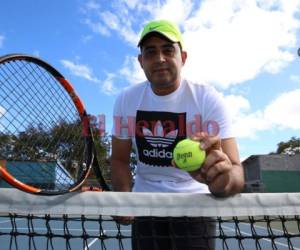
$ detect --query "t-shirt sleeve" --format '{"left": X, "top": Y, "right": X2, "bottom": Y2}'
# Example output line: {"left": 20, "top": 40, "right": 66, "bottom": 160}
{"left": 202, "top": 86, "right": 234, "bottom": 139}
{"left": 112, "top": 92, "right": 134, "bottom": 139}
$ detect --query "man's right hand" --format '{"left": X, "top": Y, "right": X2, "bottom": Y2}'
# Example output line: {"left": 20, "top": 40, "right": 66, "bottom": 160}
{"left": 114, "top": 216, "right": 135, "bottom": 225}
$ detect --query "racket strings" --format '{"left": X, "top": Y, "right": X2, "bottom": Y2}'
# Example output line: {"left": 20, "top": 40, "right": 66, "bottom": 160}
{"left": 0, "top": 61, "right": 59, "bottom": 134}
{"left": 20, "top": 61, "right": 84, "bottom": 164}
{"left": 25, "top": 62, "right": 77, "bottom": 120}
{"left": 1, "top": 62, "right": 62, "bottom": 153}
{"left": 0, "top": 64, "right": 64, "bottom": 190}
{"left": 0, "top": 58, "right": 89, "bottom": 192}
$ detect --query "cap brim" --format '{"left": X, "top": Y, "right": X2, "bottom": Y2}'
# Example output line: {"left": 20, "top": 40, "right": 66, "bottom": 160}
{"left": 138, "top": 31, "right": 179, "bottom": 47}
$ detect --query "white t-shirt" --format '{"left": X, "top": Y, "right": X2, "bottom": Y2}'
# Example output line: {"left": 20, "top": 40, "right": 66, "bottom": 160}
{"left": 112, "top": 79, "right": 233, "bottom": 193}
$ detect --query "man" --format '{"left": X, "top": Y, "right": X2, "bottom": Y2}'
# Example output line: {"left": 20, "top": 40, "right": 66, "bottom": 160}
{"left": 111, "top": 20, "right": 245, "bottom": 250}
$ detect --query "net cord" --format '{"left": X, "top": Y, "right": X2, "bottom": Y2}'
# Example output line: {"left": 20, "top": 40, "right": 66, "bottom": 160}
{"left": 0, "top": 189, "right": 300, "bottom": 217}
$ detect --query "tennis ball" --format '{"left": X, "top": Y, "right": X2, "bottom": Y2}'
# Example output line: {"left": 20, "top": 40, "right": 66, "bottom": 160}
{"left": 173, "top": 139, "right": 206, "bottom": 172}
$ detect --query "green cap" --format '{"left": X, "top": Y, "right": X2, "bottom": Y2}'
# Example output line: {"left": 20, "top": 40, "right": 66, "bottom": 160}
{"left": 137, "top": 20, "right": 184, "bottom": 49}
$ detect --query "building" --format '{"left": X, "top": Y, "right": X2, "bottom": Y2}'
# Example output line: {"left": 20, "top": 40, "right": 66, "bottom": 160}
{"left": 0, "top": 160, "right": 74, "bottom": 190}
{"left": 242, "top": 154, "right": 300, "bottom": 193}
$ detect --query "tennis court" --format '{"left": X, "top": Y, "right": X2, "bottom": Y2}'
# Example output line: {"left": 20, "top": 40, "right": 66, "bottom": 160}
{"left": 1, "top": 217, "right": 299, "bottom": 249}
{"left": 1, "top": 189, "right": 300, "bottom": 250}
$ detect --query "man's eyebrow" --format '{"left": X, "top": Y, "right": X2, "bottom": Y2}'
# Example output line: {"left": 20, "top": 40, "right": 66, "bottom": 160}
{"left": 162, "top": 43, "right": 175, "bottom": 48}
{"left": 142, "top": 45, "right": 156, "bottom": 50}
{"left": 143, "top": 43, "right": 175, "bottom": 50}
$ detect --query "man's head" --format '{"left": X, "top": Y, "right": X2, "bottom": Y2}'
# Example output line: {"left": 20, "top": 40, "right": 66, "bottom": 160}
{"left": 137, "top": 20, "right": 187, "bottom": 96}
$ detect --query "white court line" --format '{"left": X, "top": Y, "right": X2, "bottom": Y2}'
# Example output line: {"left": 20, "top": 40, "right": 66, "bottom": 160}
{"left": 0, "top": 227, "right": 130, "bottom": 232}
{"left": 0, "top": 218, "right": 24, "bottom": 224}
{"left": 83, "top": 230, "right": 131, "bottom": 250}
{"left": 222, "top": 224, "right": 300, "bottom": 250}
{"left": 84, "top": 238, "right": 98, "bottom": 250}
{"left": 1, "top": 226, "right": 131, "bottom": 250}
{"left": 240, "top": 222, "right": 295, "bottom": 234}
{"left": 0, "top": 227, "right": 101, "bottom": 231}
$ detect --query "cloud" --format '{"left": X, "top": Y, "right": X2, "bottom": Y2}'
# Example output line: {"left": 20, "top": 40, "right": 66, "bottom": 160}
{"left": 81, "top": 0, "right": 300, "bottom": 90}
{"left": 0, "top": 35, "right": 4, "bottom": 48}
{"left": 61, "top": 59, "right": 122, "bottom": 95}
{"left": 85, "top": 0, "right": 101, "bottom": 11}
{"left": 223, "top": 88, "right": 300, "bottom": 139}
{"left": 100, "top": 57, "right": 146, "bottom": 95}
{"left": 290, "top": 74, "right": 300, "bottom": 83}
{"left": 264, "top": 89, "right": 300, "bottom": 129}
{"left": 223, "top": 94, "right": 270, "bottom": 139}
{"left": 101, "top": 73, "right": 118, "bottom": 95}
{"left": 83, "top": 19, "right": 110, "bottom": 36}
{"left": 182, "top": 0, "right": 300, "bottom": 88}
{"left": 123, "top": 0, "right": 139, "bottom": 9}
{"left": 82, "top": 35, "right": 93, "bottom": 43}
{"left": 61, "top": 60, "right": 99, "bottom": 82}
{"left": 0, "top": 106, "right": 5, "bottom": 131}
{"left": 119, "top": 56, "right": 146, "bottom": 84}
{"left": 82, "top": 1, "right": 141, "bottom": 45}
{"left": 232, "top": 110, "right": 271, "bottom": 139}
{"left": 153, "top": 0, "right": 194, "bottom": 24}
{"left": 0, "top": 106, "right": 5, "bottom": 116}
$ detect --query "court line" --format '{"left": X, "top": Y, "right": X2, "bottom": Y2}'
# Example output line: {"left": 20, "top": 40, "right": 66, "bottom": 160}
{"left": 222, "top": 224, "right": 300, "bottom": 250}
{"left": 84, "top": 238, "right": 98, "bottom": 250}
{"left": 240, "top": 222, "right": 296, "bottom": 234}
{"left": 83, "top": 230, "right": 131, "bottom": 250}
{"left": 0, "top": 218, "right": 24, "bottom": 224}
{"left": 0, "top": 225, "right": 132, "bottom": 233}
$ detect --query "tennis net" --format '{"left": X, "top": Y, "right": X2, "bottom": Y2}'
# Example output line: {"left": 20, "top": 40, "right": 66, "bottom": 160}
{"left": 0, "top": 188, "right": 300, "bottom": 250}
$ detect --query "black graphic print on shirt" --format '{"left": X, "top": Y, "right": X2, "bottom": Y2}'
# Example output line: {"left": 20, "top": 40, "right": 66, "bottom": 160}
{"left": 135, "top": 110, "right": 186, "bottom": 166}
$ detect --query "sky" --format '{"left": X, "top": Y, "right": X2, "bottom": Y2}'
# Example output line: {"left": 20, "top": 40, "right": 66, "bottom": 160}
{"left": 1, "top": 0, "right": 300, "bottom": 160}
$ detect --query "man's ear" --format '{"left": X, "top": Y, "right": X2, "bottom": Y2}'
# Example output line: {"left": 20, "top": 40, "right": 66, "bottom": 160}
{"left": 181, "top": 51, "right": 187, "bottom": 66}
{"left": 138, "top": 54, "right": 143, "bottom": 69}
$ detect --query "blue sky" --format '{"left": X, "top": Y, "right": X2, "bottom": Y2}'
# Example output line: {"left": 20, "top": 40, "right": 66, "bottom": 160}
{"left": 1, "top": 0, "right": 300, "bottom": 160}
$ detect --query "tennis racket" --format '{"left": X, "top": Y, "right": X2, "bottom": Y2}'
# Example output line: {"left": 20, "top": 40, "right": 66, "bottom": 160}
{"left": 0, "top": 54, "right": 110, "bottom": 195}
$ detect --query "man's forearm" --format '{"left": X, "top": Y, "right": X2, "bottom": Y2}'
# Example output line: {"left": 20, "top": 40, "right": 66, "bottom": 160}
{"left": 229, "top": 164, "right": 245, "bottom": 195}
{"left": 212, "top": 164, "right": 245, "bottom": 197}
{"left": 111, "top": 159, "right": 132, "bottom": 192}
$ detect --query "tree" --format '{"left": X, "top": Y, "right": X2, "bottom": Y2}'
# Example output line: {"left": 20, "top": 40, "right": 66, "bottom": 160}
{"left": 91, "top": 131, "right": 112, "bottom": 186}
{"left": 276, "top": 137, "right": 300, "bottom": 155}
{"left": 0, "top": 119, "right": 110, "bottom": 178}
{"left": 130, "top": 148, "right": 137, "bottom": 178}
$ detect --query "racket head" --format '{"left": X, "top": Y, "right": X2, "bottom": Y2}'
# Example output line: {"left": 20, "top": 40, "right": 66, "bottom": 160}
{"left": 0, "top": 54, "right": 94, "bottom": 195}
{"left": 91, "top": 134, "right": 111, "bottom": 191}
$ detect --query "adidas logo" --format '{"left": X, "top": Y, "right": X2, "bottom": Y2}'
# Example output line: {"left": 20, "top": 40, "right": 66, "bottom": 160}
{"left": 143, "top": 148, "right": 173, "bottom": 159}
{"left": 142, "top": 121, "right": 177, "bottom": 159}
{"left": 142, "top": 121, "right": 177, "bottom": 148}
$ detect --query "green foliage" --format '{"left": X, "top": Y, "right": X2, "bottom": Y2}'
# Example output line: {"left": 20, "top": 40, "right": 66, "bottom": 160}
{"left": 130, "top": 148, "right": 137, "bottom": 178}
{"left": 0, "top": 120, "right": 84, "bottom": 162}
{"left": 91, "top": 130, "right": 111, "bottom": 183}
{"left": 276, "top": 137, "right": 300, "bottom": 155}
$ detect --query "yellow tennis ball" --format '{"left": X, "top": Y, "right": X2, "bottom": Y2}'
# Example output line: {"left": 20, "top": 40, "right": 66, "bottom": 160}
{"left": 173, "top": 139, "right": 206, "bottom": 172}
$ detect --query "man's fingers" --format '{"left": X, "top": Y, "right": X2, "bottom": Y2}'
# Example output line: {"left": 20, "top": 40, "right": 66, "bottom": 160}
{"left": 114, "top": 216, "right": 134, "bottom": 225}
{"left": 198, "top": 149, "right": 232, "bottom": 183}
{"left": 191, "top": 132, "right": 221, "bottom": 152}
{"left": 201, "top": 150, "right": 225, "bottom": 173}
{"left": 171, "top": 159, "right": 176, "bottom": 167}
{"left": 205, "top": 159, "right": 231, "bottom": 183}
{"left": 201, "top": 136, "right": 221, "bottom": 152}
{"left": 208, "top": 172, "right": 231, "bottom": 195}
{"left": 189, "top": 170, "right": 207, "bottom": 184}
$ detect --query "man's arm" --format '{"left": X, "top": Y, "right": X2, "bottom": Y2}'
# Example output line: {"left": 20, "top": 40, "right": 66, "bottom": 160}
{"left": 190, "top": 133, "right": 245, "bottom": 197}
{"left": 207, "top": 137, "right": 245, "bottom": 196}
{"left": 219, "top": 138, "right": 245, "bottom": 195}
{"left": 111, "top": 136, "right": 133, "bottom": 192}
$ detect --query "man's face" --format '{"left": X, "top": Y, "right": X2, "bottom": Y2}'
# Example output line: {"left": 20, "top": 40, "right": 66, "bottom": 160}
{"left": 138, "top": 35, "right": 187, "bottom": 95}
